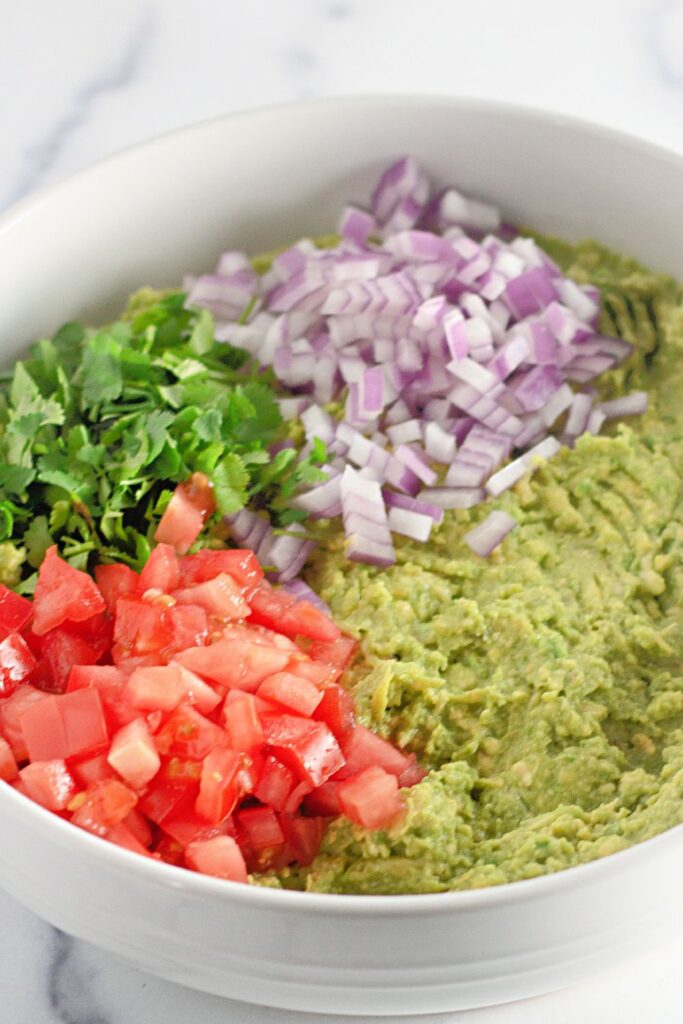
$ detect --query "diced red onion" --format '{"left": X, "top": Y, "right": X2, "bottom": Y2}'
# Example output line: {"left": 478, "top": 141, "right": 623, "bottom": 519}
{"left": 281, "top": 578, "right": 332, "bottom": 616}
{"left": 464, "top": 510, "right": 517, "bottom": 557}
{"left": 387, "top": 506, "right": 434, "bottom": 542}
{"left": 419, "top": 487, "right": 485, "bottom": 509}
{"left": 598, "top": 391, "right": 649, "bottom": 418}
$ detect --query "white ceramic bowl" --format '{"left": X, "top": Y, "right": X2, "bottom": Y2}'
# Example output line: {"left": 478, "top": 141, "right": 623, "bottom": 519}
{"left": 1, "top": 97, "right": 683, "bottom": 1017}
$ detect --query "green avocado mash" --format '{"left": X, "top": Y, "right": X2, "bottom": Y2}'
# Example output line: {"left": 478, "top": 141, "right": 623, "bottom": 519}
{"left": 265, "top": 238, "right": 683, "bottom": 894}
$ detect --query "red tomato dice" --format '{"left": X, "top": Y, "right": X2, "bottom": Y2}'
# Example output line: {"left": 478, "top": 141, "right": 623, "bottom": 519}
{"left": 335, "top": 725, "right": 416, "bottom": 783}
{"left": 39, "top": 626, "right": 104, "bottom": 694}
{"left": 69, "top": 752, "right": 115, "bottom": 788}
{"left": 179, "top": 549, "right": 263, "bottom": 593}
{"left": 19, "top": 760, "right": 76, "bottom": 811}
{"left": 337, "top": 766, "right": 405, "bottom": 831}
{"left": 126, "top": 664, "right": 186, "bottom": 712}
{"left": 0, "top": 632, "right": 38, "bottom": 697}
{"left": 122, "top": 807, "right": 153, "bottom": 848}
{"left": 32, "top": 547, "right": 106, "bottom": 636}
{"left": 279, "top": 814, "right": 326, "bottom": 867}
{"left": 0, "top": 684, "right": 49, "bottom": 760}
{"left": 107, "top": 718, "right": 160, "bottom": 789}
{"left": 0, "top": 735, "right": 18, "bottom": 781}
{"left": 261, "top": 714, "right": 344, "bottom": 788}
{"left": 94, "top": 563, "right": 139, "bottom": 613}
{"left": 139, "top": 543, "right": 180, "bottom": 594}
{"left": 60, "top": 689, "right": 109, "bottom": 760}
{"left": 196, "top": 746, "right": 242, "bottom": 824}
{"left": 176, "top": 639, "right": 290, "bottom": 692}
{"left": 257, "top": 672, "right": 322, "bottom": 717}
{"left": 107, "top": 823, "right": 153, "bottom": 856}
{"left": 254, "top": 755, "right": 295, "bottom": 813}
{"left": 154, "top": 705, "right": 227, "bottom": 760}
{"left": 0, "top": 585, "right": 32, "bottom": 640}
{"left": 312, "top": 683, "right": 356, "bottom": 741}
{"left": 236, "top": 805, "right": 285, "bottom": 852}
{"left": 223, "top": 692, "right": 264, "bottom": 752}
{"left": 286, "top": 658, "right": 338, "bottom": 688}
{"left": 138, "top": 777, "right": 197, "bottom": 826}
{"left": 114, "top": 596, "right": 172, "bottom": 658}
{"left": 66, "top": 665, "right": 137, "bottom": 732}
{"left": 174, "top": 574, "right": 250, "bottom": 621}
{"left": 303, "top": 780, "right": 342, "bottom": 817}
{"left": 185, "top": 835, "right": 247, "bottom": 883}
{"left": 154, "top": 486, "right": 205, "bottom": 555}
{"left": 70, "top": 779, "right": 138, "bottom": 836}
{"left": 308, "top": 636, "right": 358, "bottom": 671}
{"left": 163, "top": 605, "right": 210, "bottom": 657}
{"left": 248, "top": 583, "right": 341, "bottom": 643}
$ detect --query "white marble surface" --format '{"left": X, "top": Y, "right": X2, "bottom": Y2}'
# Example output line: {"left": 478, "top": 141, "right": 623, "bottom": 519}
{"left": 2, "top": 1, "right": 683, "bottom": 1021}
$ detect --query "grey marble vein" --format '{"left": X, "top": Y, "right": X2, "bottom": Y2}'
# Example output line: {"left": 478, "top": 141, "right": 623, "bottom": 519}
{"left": 2, "top": 6, "right": 156, "bottom": 210}
{"left": 47, "top": 930, "right": 110, "bottom": 1024}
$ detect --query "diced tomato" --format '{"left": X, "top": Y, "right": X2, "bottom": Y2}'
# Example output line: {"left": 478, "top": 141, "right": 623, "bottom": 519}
{"left": 38, "top": 627, "right": 104, "bottom": 694}
{"left": 113, "top": 596, "right": 172, "bottom": 659}
{"left": 59, "top": 689, "right": 109, "bottom": 759}
{"left": 32, "top": 546, "right": 106, "bottom": 636}
{"left": 19, "top": 695, "right": 66, "bottom": 761}
{"left": 177, "top": 639, "right": 289, "bottom": 692}
{"left": 196, "top": 746, "right": 242, "bottom": 824}
{"left": 397, "top": 758, "right": 428, "bottom": 788}
{"left": 222, "top": 622, "right": 298, "bottom": 651}
{"left": 179, "top": 549, "right": 263, "bottom": 593}
{"left": 248, "top": 583, "right": 341, "bottom": 643}
{"left": 286, "top": 657, "right": 338, "bottom": 688}
{"left": 283, "top": 780, "right": 312, "bottom": 814}
{"left": 138, "top": 778, "right": 197, "bottom": 826}
{"left": 236, "top": 805, "right": 285, "bottom": 852}
{"left": 163, "top": 605, "right": 210, "bottom": 657}
{"left": 174, "top": 574, "right": 250, "bottom": 621}
{"left": 279, "top": 814, "right": 326, "bottom": 867}
{"left": 122, "top": 807, "right": 153, "bottom": 848}
{"left": 69, "top": 752, "right": 115, "bottom": 788}
{"left": 139, "top": 543, "right": 180, "bottom": 594}
{"left": 254, "top": 755, "right": 295, "bottom": 813}
{"left": 107, "top": 823, "right": 153, "bottom": 856}
{"left": 159, "top": 756, "right": 203, "bottom": 786}
{"left": 155, "top": 705, "right": 227, "bottom": 760}
{"left": 223, "top": 692, "right": 264, "bottom": 751}
{"left": 257, "top": 672, "right": 322, "bottom": 717}
{"left": 303, "top": 780, "right": 342, "bottom": 817}
{"left": 107, "top": 718, "right": 160, "bottom": 789}
{"left": 236, "top": 750, "right": 263, "bottom": 795}
{"left": 185, "top": 835, "right": 247, "bottom": 883}
{"left": 153, "top": 835, "right": 185, "bottom": 865}
{"left": 154, "top": 487, "right": 205, "bottom": 555}
{"left": 66, "top": 665, "right": 137, "bottom": 731}
{"left": 70, "top": 779, "right": 138, "bottom": 836}
{"left": 308, "top": 636, "right": 358, "bottom": 671}
{"left": 162, "top": 801, "right": 236, "bottom": 847}
{"left": 261, "top": 714, "right": 345, "bottom": 788}
{"left": 0, "top": 585, "right": 32, "bottom": 639}
{"left": 19, "top": 760, "right": 76, "bottom": 811}
{"left": 0, "top": 684, "right": 49, "bottom": 760}
{"left": 0, "top": 736, "right": 18, "bottom": 781}
{"left": 335, "top": 725, "right": 415, "bottom": 783}
{"left": 126, "top": 664, "right": 186, "bottom": 712}
{"left": 0, "top": 632, "right": 38, "bottom": 697}
{"left": 337, "top": 766, "right": 405, "bottom": 831}
{"left": 312, "top": 683, "right": 356, "bottom": 741}
{"left": 95, "top": 563, "right": 140, "bottom": 613}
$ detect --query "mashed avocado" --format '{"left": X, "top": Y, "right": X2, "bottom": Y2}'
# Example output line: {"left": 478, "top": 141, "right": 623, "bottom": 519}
{"left": 268, "top": 238, "right": 683, "bottom": 894}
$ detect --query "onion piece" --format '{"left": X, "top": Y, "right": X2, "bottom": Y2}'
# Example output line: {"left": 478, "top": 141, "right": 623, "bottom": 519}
{"left": 598, "top": 391, "right": 649, "bottom": 418}
{"left": 464, "top": 511, "right": 517, "bottom": 557}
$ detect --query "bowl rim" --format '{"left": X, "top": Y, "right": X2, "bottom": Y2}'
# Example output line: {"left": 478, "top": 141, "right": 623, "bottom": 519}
{"left": 1, "top": 93, "right": 682, "bottom": 913}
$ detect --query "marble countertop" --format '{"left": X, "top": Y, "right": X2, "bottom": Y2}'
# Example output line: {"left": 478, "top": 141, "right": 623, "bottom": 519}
{"left": 2, "top": 1, "right": 683, "bottom": 1021}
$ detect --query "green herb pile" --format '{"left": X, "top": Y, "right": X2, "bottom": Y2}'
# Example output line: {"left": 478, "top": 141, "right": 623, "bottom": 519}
{"left": 0, "top": 290, "right": 325, "bottom": 591}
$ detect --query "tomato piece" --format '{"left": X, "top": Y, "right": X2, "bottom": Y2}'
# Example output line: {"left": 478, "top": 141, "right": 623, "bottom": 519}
{"left": 69, "top": 752, "right": 115, "bottom": 788}
{"left": 107, "top": 823, "right": 153, "bottom": 856}
{"left": 337, "top": 766, "right": 405, "bottom": 830}
{"left": 334, "top": 725, "right": 415, "bottom": 783}
{"left": 0, "top": 585, "right": 32, "bottom": 640}
{"left": 184, "top": 472, "right": 217, "bottom": 518}
{"left": 126, "top": 663, "right": 185, "bottom": 712}
{"left": 0, "top": 735, "right": 18, "bottom": 781}
{"left": 32, "top": 546, "right": 106, "bottom": 636}
{"left": 107, "top": 718, "right": 160, "bottom": 789}
{"left": 196, "top": 746, "right": 242, "bottom": 824}
{"left": 261, "top": 714, "right": 345, "bottom": 788}
{"left": 163, "top": 605, "right": 210, "bottom": 657}
{"left": 0, "top": 632, "right": 37, "bottom": 697}
{"left": 283, "top": 780, "right": 312, "bottom": 814}
{"left": 139, "top": 543, "right": 180, "bottom": 595}
{"left": 223, "top": 692, "right": 264, "bottom": 751}
{"left": 286, "top": 658, "right": 338, "bottom": 688}
{"left": 312, "top": 683, "right": 356, "bottom": 741}
{"left": 179, "top": 549, "right": 263, "bottom": 593}
{"left": 123, "top": 807, "right": 153, "bottom": 848}
{"left": 308, "top": 636, "right": 358, "bottom": 671}
{"left": 174, "top": 574, "right": 250, "bottom": 621}
{"left": 19, "top": 695, "right": 67, "bottom": 761}
{"left": 154, "top": 487, "right": 205, "bottom": 555}
{"left": 236, "top": 806, "right": 285, "bottom": 852}
{"left": 279, "top": 814, "right": 326, "bottom": 867}
{"left": 114, "top": 596, "right": 173, "bottom": 660}
{"left": 254, "top": 755, "right": 295, "bottom": 813}
{"left": 66, "top": 665, "right": 137, "bottom": 732}
{"left": 397, "top": 758, "right": 428, "bottom": 788}
{"left": 95, "top": 563, "right": 140, "bottom": 613}
{"left": 0, "top": 684, "right": 49, "bottom": 761}
{"left": 155, "top": 705, "right": 227, "bottom": 760}
{"left": 70, "top": 779, "right": 138, "bottom": 836}
{"left": 38, "top": 626, "right": 104, "bottom": 694}
{"left": 58, "top": 689, "right": 109, "bottom": 760}
{"left": 138, "top": 777, "right": 197, "bottom": 826}
{"left": 185, "top": 835, "right": 247, "bottom": 883}
{"left": 248, "top": 583, "right": 341, "bottom": 643}
{"left": 177, "top": 639, "right": 290, "bottom": 692}
{"left": 222, "top": 622, "right": 298, "bottom": 651}
{"left": 303, "top": 780, "right": 342, "bottom": 817}
{"left": 236, "top": 750, "right": 263, "bottom": 795}
{"left": 19, "top": 760, "right": 76, "bottom": 811}
{"left": 162, "top": 800, "right": 235, "bottom": 847}
{"left": 153, "top": 835, "right": 185, "bottom": 865}
{"left": 257, "top": 672, "right": 322, "bottom": 717}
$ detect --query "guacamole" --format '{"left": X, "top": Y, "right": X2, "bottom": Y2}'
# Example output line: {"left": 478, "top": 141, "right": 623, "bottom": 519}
{"left": 267, "top": 238, "right": 683, "bottom": 894}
